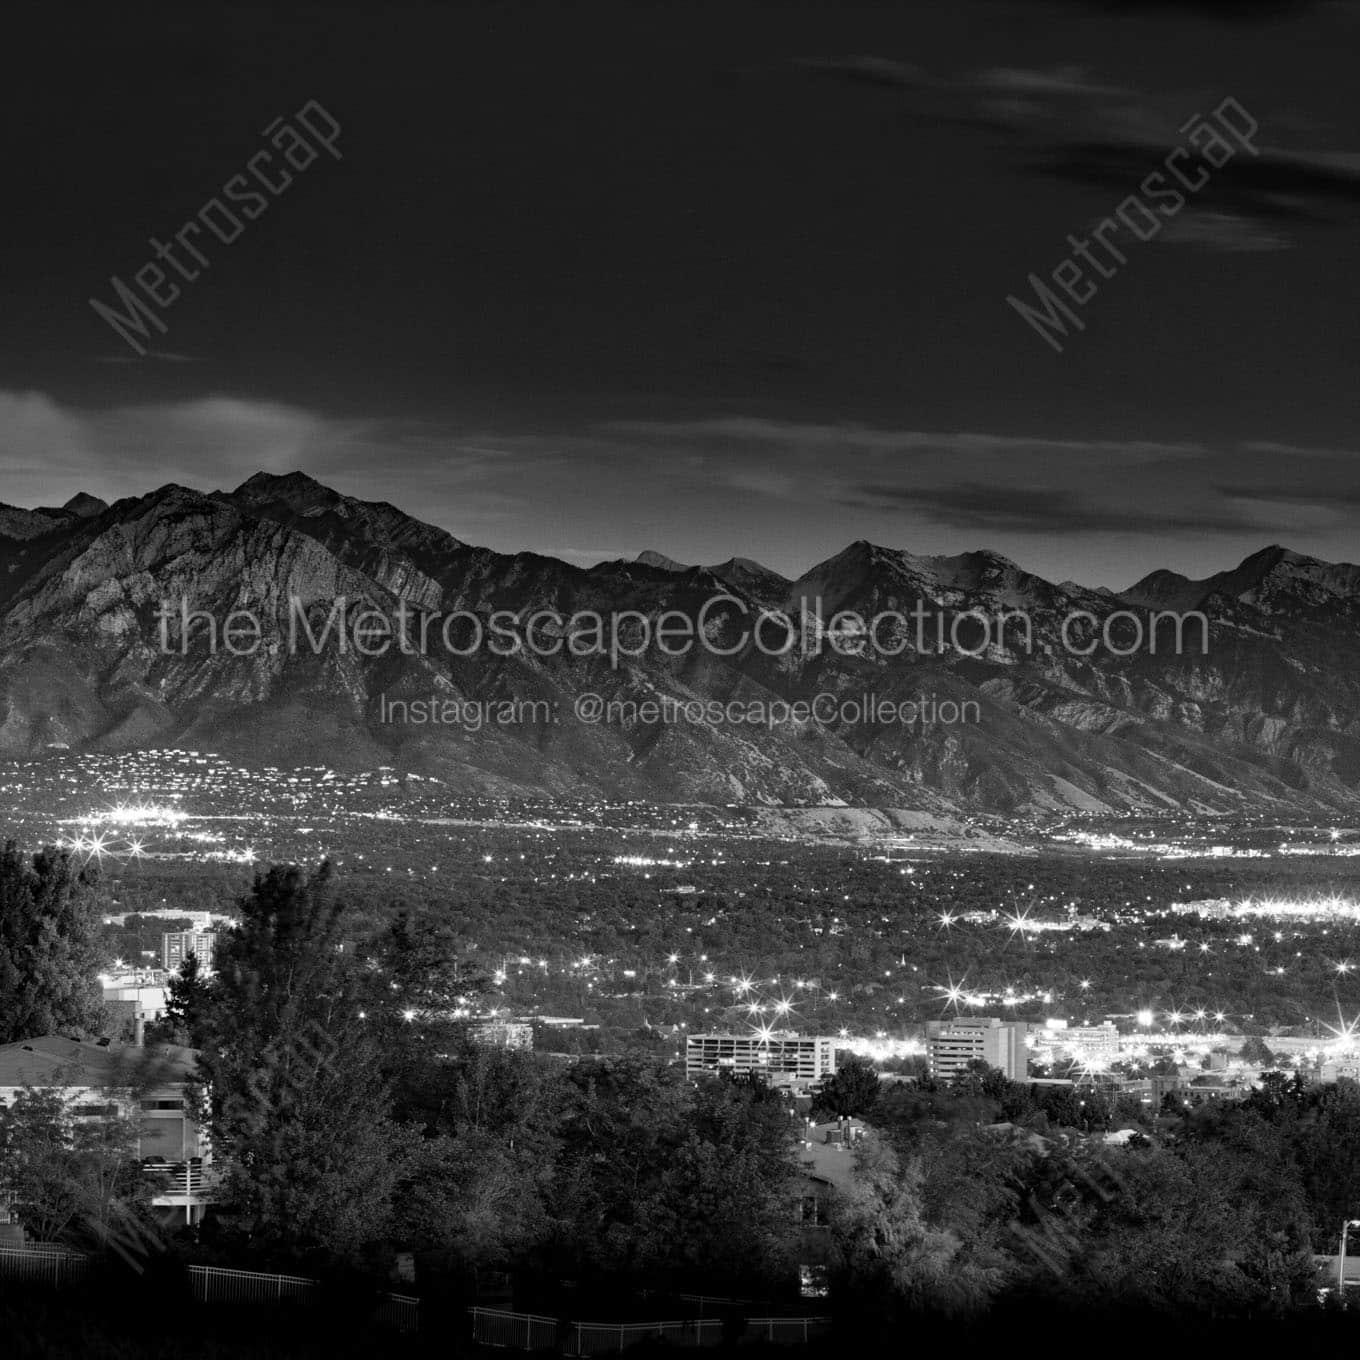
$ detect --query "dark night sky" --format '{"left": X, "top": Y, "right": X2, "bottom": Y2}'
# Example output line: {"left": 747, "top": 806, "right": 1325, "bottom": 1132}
{"left": 2, "top": 0, "right": 1357, "bottom": 588}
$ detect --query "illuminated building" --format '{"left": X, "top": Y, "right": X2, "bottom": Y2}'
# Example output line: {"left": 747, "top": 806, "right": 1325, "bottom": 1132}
{"left": 925, "top": 1017, "right": 1029, "bottom": 1081}
{"left": 686, "top": 1032, "right": 836, "bottom": 1086}
{"left": 470, "top": 1020, "right": 534, "bottom": 1050}
{"left": 1031, "top": 1020, "right": 1120, "bottom": 1069}
{"left": 162, "top": 930, "right": 218, "bottom": 973}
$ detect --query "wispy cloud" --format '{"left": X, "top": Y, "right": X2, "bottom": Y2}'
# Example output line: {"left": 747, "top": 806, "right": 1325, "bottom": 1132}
{"left": 0, "top": 392, "right": 510, "bottom": 528}
{"left": 1156, "top": 210, "right": 1293, "bottom": 251}
{"left": 798, "top": 36, "right": 1360, "bottom": 251}
{"left": 95, "top": 350, "right": 201, "bottom": 365}
{"left": 840, "top": 481, "right": 1263, "bottom": 534}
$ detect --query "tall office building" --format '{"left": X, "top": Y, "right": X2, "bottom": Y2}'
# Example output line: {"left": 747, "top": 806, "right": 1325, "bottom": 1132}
{"left": 162, "top": 930, "right": 218, "bottom": 973}
{"left": 925, "top": 1017, "right": 1029, "bottom": 1081}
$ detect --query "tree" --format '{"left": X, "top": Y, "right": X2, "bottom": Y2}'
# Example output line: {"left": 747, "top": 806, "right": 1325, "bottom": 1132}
{"left": 828, "top": 1139, "right": 994, "bottom": 1317}
{"left": 812, "top": 1053, "right": 881, "bottom": 1118}
{"left": 1242, "top": 1069, "right": 1310, "bottom": 1119}
{"left": 380, "top": 909, "right": 488, "bottom": 1022}
{"left": 0, "top": 1086, "right": 84, "bottom": 1244}
{"left": 0, "top": 1057, "right": 166, "bottom": 1254}
{"left": 392, "top": 1038, "right": 562, "bottom": 1278}
{"left": 548, "top": 1059, "right": 695, "bottom": 1281}
{"left": 397, "top": 1131, "right": 549, "bottom": 1278}
{"left": 196, "top": 862, "right": 410, "bottom": 1265}
{"left": 372, "top": 908, "right": 490, "bottom": 1122}
{"left": 1288, "top": 1079, "right": 1360, "bottom": 1249}
{"left": 647, "top": 1074, "right": 801, "bottom": 1285}
{"left": 0, "top": 843, "right": 106, "bottom": 1044}
{"left": 537, "top": 1062, "right": 802, "bottom": 1292}
{"left": 1078, "top": 1141, "right": 1314, "bottom": 1312}
{"left": 155, "top": 952, "right": 211, "bottom": 1047}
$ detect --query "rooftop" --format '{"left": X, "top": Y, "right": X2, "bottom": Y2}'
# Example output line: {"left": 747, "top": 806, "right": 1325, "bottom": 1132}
{"left": 798, "top": 1119, "right": 867, "bottom": 1193}
{"left": 0, "top": 1035, "right": 197, "bottom": 1089}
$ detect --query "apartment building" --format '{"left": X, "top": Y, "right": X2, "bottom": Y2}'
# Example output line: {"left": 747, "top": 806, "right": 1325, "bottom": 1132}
{"left": 162, "top": 930, "right": 217, "bottom": 973}
{"left": 686, "top": 1033, "right": 836, "bottom": 1086}
{"left": 925, "top": 1017, "right": 1030, "bottom": 1081}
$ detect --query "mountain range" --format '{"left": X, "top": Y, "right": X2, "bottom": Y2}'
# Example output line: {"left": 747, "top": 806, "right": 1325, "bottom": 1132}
{"left": 1, "top": 472, "right": 1357, "bottom": 816}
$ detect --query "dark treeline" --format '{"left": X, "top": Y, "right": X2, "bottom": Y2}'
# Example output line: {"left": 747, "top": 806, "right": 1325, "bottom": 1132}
{"left": 851, "top": 1063, "right": 1352, "bottom": 1320}
{"left": 164, "top": 862, "right": 806, "bottom": 1304}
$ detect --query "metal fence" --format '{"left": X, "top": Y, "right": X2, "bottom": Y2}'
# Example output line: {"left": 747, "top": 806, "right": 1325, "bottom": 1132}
{"left": 374, "top": 1291, "right": 421, "bottom": 1333}
{"left": 0, "top": 1246, "right": 91, "bottom": 1288}
{"left": 471, "top": 1305, "right": 562, "bottom": 1350}
{"left": 472, "top": 1307, "right": 831, "bottom": 1353}
{"left": 743, "top": 1317, "right": 830, "bottom": 1345}
{"left": 567, "top": 1319, "right": 724, "bottom": 1354}
{"left": 188, "top": 1263, "right": 320, "bottom": 1305}
{"left": 0, "top": 1250, "right": 416, "bottom": 1329}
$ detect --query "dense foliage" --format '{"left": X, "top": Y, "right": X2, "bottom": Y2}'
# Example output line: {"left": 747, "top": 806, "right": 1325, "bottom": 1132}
{"left": 0, "top": 843, "right": 106, "bottom": 1044}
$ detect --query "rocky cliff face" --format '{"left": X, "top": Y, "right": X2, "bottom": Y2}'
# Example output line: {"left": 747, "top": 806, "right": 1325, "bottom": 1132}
{"left": 1, "top": 472, "right": 1357, "bottom": 814}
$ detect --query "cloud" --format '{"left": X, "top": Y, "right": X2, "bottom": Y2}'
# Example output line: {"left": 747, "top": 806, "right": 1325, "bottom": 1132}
{"left": 839, "top": 481, "right": 1263, "bottom": 534}
{"left": 0, "top": 392, "right": 91, "bottom": 472}
{"left": 596, "top": 417, "right": 1360, "bottom": 542}
{"left": 983, "top": 67, "right": 1130, "bottom": 98}
{"left": 1034, "top": 136, "right": 1360, "bottom": 235}
{"left": 95, "top": 350, "right": 200, "bottom": 365}
{"left": 603, "top": 417, "right": 1207, "bottom": 465}
{"left": 1219, "top": 483, "right": 1360, "bottom": 508}
{"left": 1156, "top": 210, "right": 1293, "bottom": 251}
{"left": 799, "top": 34, "right": 1360, "bottom": 251}
{"left": 0, "top": 391, "right": 512, "bottom": 527}
{"left": 794, "top": 56, "right": 929, "bottom": 90}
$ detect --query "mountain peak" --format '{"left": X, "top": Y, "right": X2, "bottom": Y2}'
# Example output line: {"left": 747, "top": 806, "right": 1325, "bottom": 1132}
{"left": 62, "top": 492, "right": 108, "bottom": 518}
{"left": 706, "top": 555, "right": 791, "bottom": 603}
{"left": 233, "top": 470, "right": 332, "bottom": 504}
{"left": 1234, "top": 543, "right": 1302, "bottom": 573}
{"left": 710, "top": 555, "right": 785, "bottom": 579}
{"left": 1123, "top": 544, "right": 1360, "bottom": 612}
{"left": 636, "top": 550, "right": 690, "bottom": 572}
{"left": 225, "top": 469, "right": 468, "bottom": 563}
{"left": 1224, "top": 544, "right": 1360, "bottom": 603}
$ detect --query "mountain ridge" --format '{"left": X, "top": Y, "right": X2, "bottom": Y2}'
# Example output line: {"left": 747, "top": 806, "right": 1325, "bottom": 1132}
{"left": 2, "top": 471, "right": 1357, "bottom": 816}
{"left": 6, "top": 475, "right": 1354, "bottom": 597}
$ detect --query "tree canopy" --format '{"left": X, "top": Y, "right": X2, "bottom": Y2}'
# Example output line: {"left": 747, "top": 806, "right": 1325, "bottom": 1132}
{"left": 0, "top": 843, "right": 106, "bottom": 1044}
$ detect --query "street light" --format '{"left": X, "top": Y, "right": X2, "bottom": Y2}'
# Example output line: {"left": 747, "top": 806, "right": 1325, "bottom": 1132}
{"left": 1339, "top": 1219, "right": 1360, "bottom": 1296}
